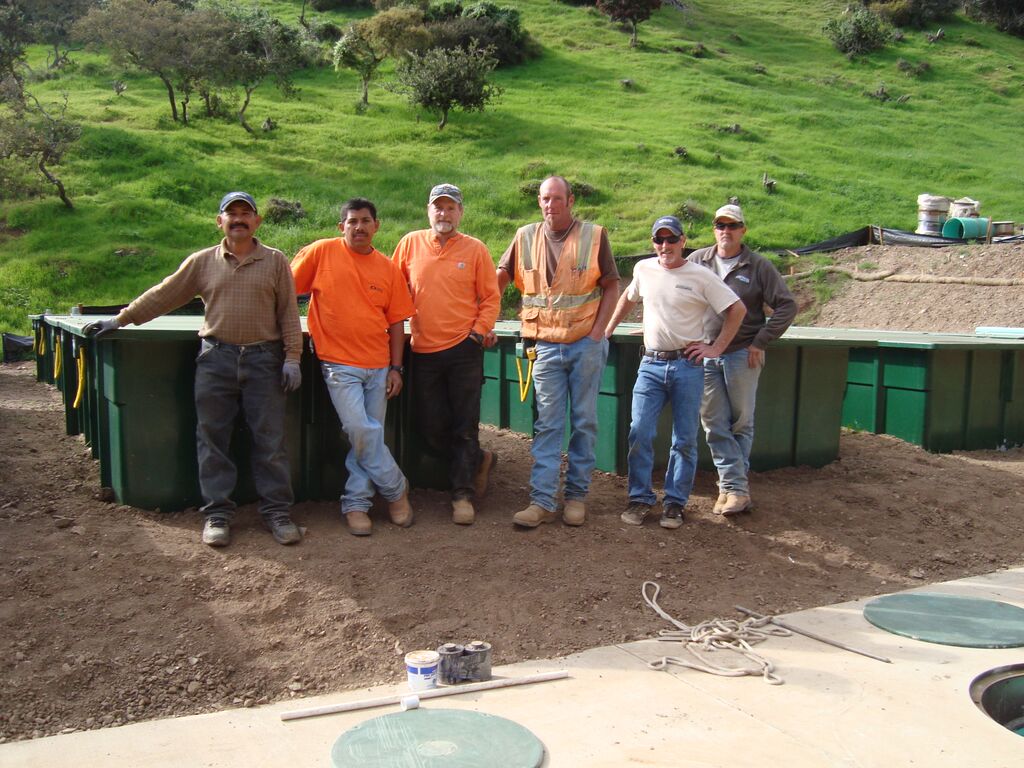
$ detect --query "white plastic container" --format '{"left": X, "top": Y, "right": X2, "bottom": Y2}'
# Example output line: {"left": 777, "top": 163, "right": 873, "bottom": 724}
{"left": 916, "top": 193, "right": 951, "bottom": 235}
{"left": 404, "top": 650, "right": 440, "bottom": 691}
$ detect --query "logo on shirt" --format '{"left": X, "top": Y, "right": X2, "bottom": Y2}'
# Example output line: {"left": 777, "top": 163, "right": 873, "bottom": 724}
{"left": 675, "top": 284, "right": 695, "bottom": 293}
{"left": 368, "top": 283, "right": 383, "bottom": 293}
{"left": 736, "top": 275, "right": 750, "bottom": 284}
{"left": 457, "top": 262, "right": 466, "bottom": 269}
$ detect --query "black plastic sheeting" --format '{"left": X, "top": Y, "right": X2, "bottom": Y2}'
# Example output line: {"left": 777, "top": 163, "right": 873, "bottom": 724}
{"left": 3, "top": 333, "right": 33, "bottom": 362}
{"left": 788, "top": 226, "right": 1024, "bottom": 256}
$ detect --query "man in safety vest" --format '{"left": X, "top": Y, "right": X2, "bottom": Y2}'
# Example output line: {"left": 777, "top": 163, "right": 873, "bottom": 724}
{"left": 496, "top": 176, "right": 620, "bottom": 527}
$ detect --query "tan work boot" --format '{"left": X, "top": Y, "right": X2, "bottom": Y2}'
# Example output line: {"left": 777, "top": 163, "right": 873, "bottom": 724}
{"left": 562, "top": 499, "right": 586, "bottom": 526}
{"left": 474, "top": 450, "right": 497, "bottom": 498}
{"left": 452, "top": 497, "right": 475, "bottom": 525}
{"left": 345, "top": 510, "right": 372, "bottom": 536}
{"left": 712, "top": 493, "right": 729, "bottom": 515}
{"left": 720, "top": 493, "right": 751, "bottom": 517}
{"left": 512, "top": 503, "right": 555, "bottom": 528}
{"left": 388, "top": 493, "right": 414, "bottom": 527}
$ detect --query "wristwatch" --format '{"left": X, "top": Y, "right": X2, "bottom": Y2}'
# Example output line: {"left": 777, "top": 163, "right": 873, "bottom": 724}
{"left": 389, "top": 365, "right": 404, "bottom": 375}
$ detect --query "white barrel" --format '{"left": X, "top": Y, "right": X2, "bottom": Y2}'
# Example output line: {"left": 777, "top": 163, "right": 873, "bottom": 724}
{"left": 916, "top": 193, "right": 950, "bottom": 235}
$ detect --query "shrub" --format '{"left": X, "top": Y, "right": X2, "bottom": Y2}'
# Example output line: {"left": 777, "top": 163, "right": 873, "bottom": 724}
{"left": 307, "top": 19, "right": 343, "bottom": 43}
{"left": 963, "top": 0, "right": 1024, "bottom": 37}
{"left": 392, "top": 43, "right": 501, "bottom": 129}
{"left": 263, "top": 198, "right": 307, "bottom": 224}
{"left": 823, "top": 7, "right": 893, "bottom": 56}
{"left": 426, "top": 4, "right": 537, "bottom": 66}
{"left": 310, "top": 0, "right": 371, "bottom": 10}
{"left": 425, "top": 1, "right": 462, "bottom": 21}
{"left": 864, "top": 0, "right": 958, "bottom": 29}
{"left": 374, "top": 0, "right": 429, "bottom": 9}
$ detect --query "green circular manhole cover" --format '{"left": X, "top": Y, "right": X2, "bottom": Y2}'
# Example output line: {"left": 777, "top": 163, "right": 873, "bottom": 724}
{"left": 331, "top": 708, "right": 545, "bottom": 768}
{"left": 864, "top": 592, "right": 1024, "bottom": 648}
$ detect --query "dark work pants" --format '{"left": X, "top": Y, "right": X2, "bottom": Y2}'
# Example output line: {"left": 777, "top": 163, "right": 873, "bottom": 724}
{"left": 194, "top": 339, "right": 292, "bottom": 521}
{"left": 411, "top": 337, "right": 484, "bottom": 499}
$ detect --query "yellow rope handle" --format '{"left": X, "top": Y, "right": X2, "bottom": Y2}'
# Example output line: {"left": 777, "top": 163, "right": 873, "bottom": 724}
{"left": 38, "top": 326, "right": 46, "bottom": 355}
{"left": 514, "top": 356, "right": 534, "bottom": 402}
{"left": 53, "top": 336, "right": 62, "bottom": 378}
{"left": 73, "top": 348, "right": 86, "bottom": 409}
{"left": 33, "top": 326, "right": 39, "bottom": 354}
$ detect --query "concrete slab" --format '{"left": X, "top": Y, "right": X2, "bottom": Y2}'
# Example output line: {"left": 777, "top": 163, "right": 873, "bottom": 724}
{"left": 3, "top": 569, "right": 1023, "bottom": 767}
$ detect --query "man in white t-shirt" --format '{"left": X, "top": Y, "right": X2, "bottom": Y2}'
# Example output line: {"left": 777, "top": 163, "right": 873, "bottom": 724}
{"left": 605, "top": 216, "right": 745, "bottom": 529}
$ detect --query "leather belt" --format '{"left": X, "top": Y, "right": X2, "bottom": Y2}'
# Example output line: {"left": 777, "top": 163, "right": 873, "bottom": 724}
{"left": 642, "top": 348, "right": 686, "bottom": 361}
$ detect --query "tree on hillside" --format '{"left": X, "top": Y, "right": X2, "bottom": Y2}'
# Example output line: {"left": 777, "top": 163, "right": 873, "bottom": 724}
{"left": 392, "top": 43, "right": 500, "bottom": 129}
{"left": 19, "top": 0, "right": 96, "bottom": 69}
{"left": 596, "top": 0, "right": 662, "bottom": 47}
{"left": 331, "top": 6, "right": 429, "bottom": 107}
{"left": 74, "top": 0, "right": 192, "bottom": 122}
{"left": 0, "top": 0, "right": 31, "bottom": 93}
{"left": 964, "top": 0, "right": 1024, "bottom": 36}
{"left": 199, "top": 1, "right": 314, "bottom": 133}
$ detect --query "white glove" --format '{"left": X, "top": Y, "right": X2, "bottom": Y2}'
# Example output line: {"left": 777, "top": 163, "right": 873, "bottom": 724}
{"left": 83, "top": 318, "right": 121, "bottom": 338}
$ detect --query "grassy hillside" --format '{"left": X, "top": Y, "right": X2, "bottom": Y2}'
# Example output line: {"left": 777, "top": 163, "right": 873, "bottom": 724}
{"left": 2, "top": 0, "right": 1023, "bottom": 333}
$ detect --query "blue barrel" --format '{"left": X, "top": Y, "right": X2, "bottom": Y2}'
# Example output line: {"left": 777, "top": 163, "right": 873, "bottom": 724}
{"left": 942, "top": 217, "right": 991, "bottom": 239}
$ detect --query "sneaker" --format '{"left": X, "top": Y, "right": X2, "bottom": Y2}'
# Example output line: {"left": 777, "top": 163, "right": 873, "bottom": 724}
{"left": 562, "top": 499, "right": 586, "bottom": 526}
{"left": 720, "top": 493, "right": 751, "bottom": 517}
{"left": 712, "top": 493, "right": 729, "bottom": 515}
{"left": 660, "top": 503, "right": 685, "bottom": 529}
{"left": 474, "top": 450, "right": 498, "bottom": 498}
{"left": 452, "top": 497, "right": 475, "bottom": 525}
{"left": 388, "top": 493, "right": 414, "bottom": 527}
{"left": 202, "top": 517, "right": 230, "bottom": 547}
{"left": 512, "top": 503, "right": 555, "bottom": 528}
{"left": 266, "top": 513, "right": 301, "bottom": 545}
{"left": 345, "top": 510, "right": 372, "bottom": 536}
{"left": 620, "top": 502, "right": 650, "bottom": 526}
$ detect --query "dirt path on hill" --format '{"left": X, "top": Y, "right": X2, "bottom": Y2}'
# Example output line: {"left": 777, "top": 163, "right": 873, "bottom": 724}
{"left": 3, "top": 340, "right": 1024, "bottom": 742}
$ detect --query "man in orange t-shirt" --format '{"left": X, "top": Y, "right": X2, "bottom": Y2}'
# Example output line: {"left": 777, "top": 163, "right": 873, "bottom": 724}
{"left": 291, "top": 198, "right": 416, "bottom": 536}
{"left": 393, "top": 183, "right": 500, "bottom": 526}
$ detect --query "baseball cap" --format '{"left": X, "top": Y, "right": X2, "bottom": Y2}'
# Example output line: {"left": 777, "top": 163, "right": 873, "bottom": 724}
{"left": 713, "top": 204, "right": 745, "bottom": 224}
{"left": 219, "top": 191, "right": 258, "bottom": 214}
{"left": 428, "top": 183, "right": 463, "bottom": 205}
{"left": 651, "top": 215, "right": 683, "bottom": 237}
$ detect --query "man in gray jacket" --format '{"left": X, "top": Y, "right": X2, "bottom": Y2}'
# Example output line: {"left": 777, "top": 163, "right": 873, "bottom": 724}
{"left": 688, "top": 204, "right": 797, "bottom": 516}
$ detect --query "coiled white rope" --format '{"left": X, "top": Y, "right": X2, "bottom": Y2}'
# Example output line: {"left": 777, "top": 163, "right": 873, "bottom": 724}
{"left": 642, "top": 581, "right": 789, "bottom": 685}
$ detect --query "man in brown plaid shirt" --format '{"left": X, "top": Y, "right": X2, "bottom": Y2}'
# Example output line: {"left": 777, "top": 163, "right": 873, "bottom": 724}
{"left": 85, "top": 192, "right": 304, "bottom": 548}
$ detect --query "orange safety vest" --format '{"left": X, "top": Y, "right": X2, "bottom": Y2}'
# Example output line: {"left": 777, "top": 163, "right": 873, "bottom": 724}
{"left": 514, "top": 221, "right": 604, "bottom": 343}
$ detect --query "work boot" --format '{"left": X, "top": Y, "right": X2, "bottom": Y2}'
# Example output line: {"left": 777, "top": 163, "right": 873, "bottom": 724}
{"left": 712, "top": 493, "right": 729, "bottom": 515}
{"left": 266, "top": 513, "right": 302, "bottom": 545}
{"left": 620, "top": 502, "right": 650, "bottom": 526}
{"left": 512, "top": 503, "right": 555, "bottom": 528}
{"left": 201, "top": 517, "right": 230, "bottom": 547}
{"left": 474, "top": 450, "right": 497, "bottom": 498}
{"left": 720, "top": 493, "right": 751, "bottom": 517}
{"left": 660, "top": 503, "right": 685, "bottom": 529}
{"left": 452, "top": 497, "right": 475, "bottom": 525}
{"left": 388, "top": 493, "right": 414, "bottom": 527}
{"left": 345, "top": 510, "right": 372, "bottom": 536}
{"left": 562, "top": 499, "right": 586, "bottom": 526}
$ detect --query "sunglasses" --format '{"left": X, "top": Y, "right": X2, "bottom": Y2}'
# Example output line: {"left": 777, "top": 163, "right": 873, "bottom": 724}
{"left": 714, "top": 221, "right": 744, "bottom": 231}
{"left": 651, "top": 235, "right": 682, "bottom": 245}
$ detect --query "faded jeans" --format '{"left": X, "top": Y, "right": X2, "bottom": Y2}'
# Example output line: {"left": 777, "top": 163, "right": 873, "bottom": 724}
{"left": 701, "top": 348, "right": 763, "bottom": 495}
{"left": 320, "top": 362, "right": 406, "bottom": 513}
{"left": 194, "top": 339, "right": 292, "bottom": 521}
{"left": 627, "top": 357, "right": 704, "bottom": 507}
{"left": 530, "top": 335, "right": 608, "bottom": 512}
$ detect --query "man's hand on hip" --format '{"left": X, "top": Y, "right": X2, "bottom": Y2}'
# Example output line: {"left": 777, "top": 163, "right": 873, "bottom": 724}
{"left": 82, "top": 318, "right": 121, "bottom": 338}
{"left": 281, "top": 361, "right": 301, "bottom": 392}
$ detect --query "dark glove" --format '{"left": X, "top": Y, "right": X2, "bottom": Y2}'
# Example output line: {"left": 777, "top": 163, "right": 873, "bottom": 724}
{"left": 82, "top": 318, "right": 121, "bottom": 338}
{"left": 281, "top": 361, "right": 301, "bottom": 392}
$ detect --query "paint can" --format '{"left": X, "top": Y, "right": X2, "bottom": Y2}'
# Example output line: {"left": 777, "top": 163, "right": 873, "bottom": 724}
{"left": 437, "top": 643, "right": 465, "bottom": 686}
{"left": 461, "top": 641, "right": 493, "bottom": 683}
{"left": 404, "top": 650, "right": 440, "bottom": 691}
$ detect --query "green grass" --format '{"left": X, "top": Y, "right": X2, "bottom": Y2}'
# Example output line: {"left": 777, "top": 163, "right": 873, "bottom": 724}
{"left": 2, "top": 0, "right": 1023, "bottom": 332}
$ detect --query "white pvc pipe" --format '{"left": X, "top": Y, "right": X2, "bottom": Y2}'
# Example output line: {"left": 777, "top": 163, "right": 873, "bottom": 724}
{"left": 280, "top": 670, "right": 570, "bottom": 722}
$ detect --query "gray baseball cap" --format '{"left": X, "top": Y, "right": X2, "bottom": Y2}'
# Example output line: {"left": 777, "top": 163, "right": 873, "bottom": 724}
{"left": 428, "top": 183, "right": 463, "bottom": 205}
{"left": 651, "top": 215, "right": 683, "bottom": 236}
{"left": 219, "top": 191, "right": 258, "bottom": 214}
{"left": 713, "top": 204, "right": 745, "bottom": 224}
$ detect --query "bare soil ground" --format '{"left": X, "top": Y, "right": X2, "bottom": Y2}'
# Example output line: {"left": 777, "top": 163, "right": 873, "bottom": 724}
{"left": 2, "top": 243, "right": 1024, "bottom": 743}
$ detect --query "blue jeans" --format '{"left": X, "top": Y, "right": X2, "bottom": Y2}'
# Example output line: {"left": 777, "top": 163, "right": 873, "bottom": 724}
{"left": 530, "top": 335, "right": 608, "bottom": 512}
{"left": 194, "top": 339, "right": 292, "bottom": 521}
{"left": 321, "top": 362, "right": 406, "bottom": 513}
{"left": 701, "top": 348, "right": 763, "bottom": 495}
{"left": 627, "top": 357, "right": 704, "bottom": 507}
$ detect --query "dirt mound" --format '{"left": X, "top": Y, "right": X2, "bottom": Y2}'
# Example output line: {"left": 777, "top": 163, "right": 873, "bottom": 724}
{"left": 807, "top": 242, "right": 1024, "bottom": 332}
{"left": 2, "top": 358, "right": 1024, "bottom": 743}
